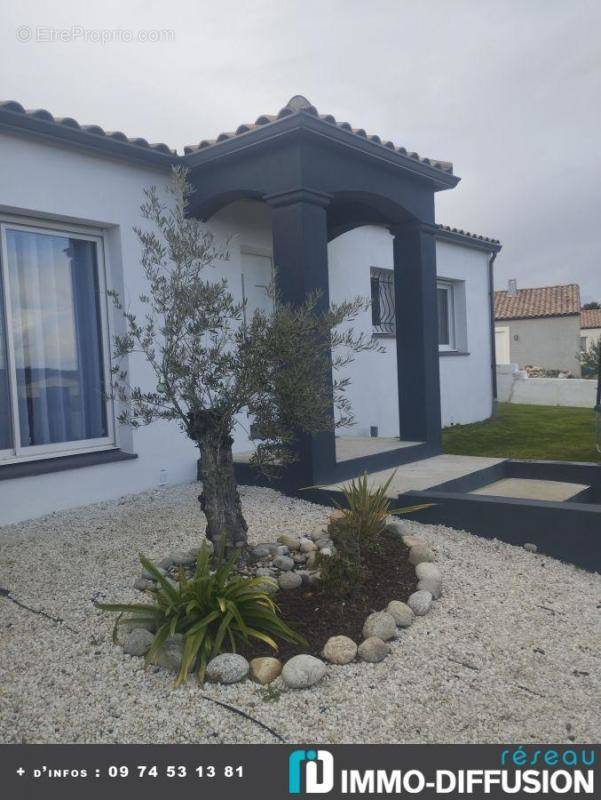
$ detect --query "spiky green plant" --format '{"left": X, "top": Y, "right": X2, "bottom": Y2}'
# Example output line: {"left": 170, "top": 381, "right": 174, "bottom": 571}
{"left": 333, "top": 471, "right": 431, "bottom": 539}
{"left": 318, "top": 472, "right": 433, "bottom": 600}
{"left": 96, "top": 544, "right": 305, "bottom": 687}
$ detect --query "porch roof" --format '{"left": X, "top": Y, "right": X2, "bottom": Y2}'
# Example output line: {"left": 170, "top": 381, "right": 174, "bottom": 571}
{"left": 183, "top": 94, "right": 454, "bottom": 179}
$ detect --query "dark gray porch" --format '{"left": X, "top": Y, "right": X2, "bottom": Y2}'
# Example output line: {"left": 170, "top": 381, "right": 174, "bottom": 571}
{"left": 186, "top": 95, "right": 460, "bottom": 488}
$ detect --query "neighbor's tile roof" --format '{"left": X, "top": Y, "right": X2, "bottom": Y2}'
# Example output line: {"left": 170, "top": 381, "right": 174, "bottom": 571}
{"left": 495, "top": 284, "right": 581, "bottom": 320}
{"left": 581, "top": 308, "right": 601, "bottom": 329}
{"left": 183, "top": 95, "right": 454, "bottom": 174}
{"left": 0, "top": 100, "right": 176, "bottom": 155}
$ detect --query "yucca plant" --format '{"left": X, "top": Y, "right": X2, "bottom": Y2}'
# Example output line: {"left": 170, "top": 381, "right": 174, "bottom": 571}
{"left": 96, "top": 544, "right": 305, "bottom": 687}
{"left": 318, "top": 472, "right": 433, "bottom": 600}
{"left": 332, "top": 471, "right": 431, "bottom": 539}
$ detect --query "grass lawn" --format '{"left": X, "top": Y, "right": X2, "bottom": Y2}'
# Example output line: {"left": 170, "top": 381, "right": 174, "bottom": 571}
{"left": 442, "top": 402, "right": 601, "bottom": 462}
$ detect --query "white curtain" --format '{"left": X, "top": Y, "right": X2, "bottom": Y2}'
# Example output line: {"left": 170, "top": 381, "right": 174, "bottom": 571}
{"left": 6, "top": 229, "right": 107, "bottom": 447}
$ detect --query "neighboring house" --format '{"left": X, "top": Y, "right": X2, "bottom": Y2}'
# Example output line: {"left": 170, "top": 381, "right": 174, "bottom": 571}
{"left": 0, "top": 96, "right": 500, "bottom": 524}
{"left": 494, "top": 282, "right": 581, "bottom": 375}
{"left": 580, "top": 308, "right": 601, "bottom": 353}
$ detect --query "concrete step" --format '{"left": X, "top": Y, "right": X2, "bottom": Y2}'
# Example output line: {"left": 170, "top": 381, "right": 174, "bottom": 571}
{"left": 471, "top": 478, "right": 590, "bottom": 502}
{"left": 323, "top": 454, "right": 504, "bottom": 497}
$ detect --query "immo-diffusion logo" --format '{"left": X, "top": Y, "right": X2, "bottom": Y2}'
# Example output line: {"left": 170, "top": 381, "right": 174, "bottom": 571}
{"left": 289, "top": 749, "right": 335, "bottom": 794}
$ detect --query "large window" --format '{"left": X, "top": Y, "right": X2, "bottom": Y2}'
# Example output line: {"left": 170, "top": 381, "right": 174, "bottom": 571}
{"left": 0, "top": 221, "right": 113, "bottom": 462}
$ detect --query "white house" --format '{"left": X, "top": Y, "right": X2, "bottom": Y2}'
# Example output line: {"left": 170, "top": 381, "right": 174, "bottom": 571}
{"left": 494, "top": 282, "right": 582, "bottom": 375}
{"left": 581, "top": 308, "right": 601, "bottom": 353}
{"left": 0, "top": 97, "right": 500, "bottom": 525}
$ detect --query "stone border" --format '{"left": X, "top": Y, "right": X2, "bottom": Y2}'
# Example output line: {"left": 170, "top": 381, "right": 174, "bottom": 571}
{"left": 307, "top": 518, "right": 442, "bottom": 684}
{"left": 121, "top": 517, "right": 442, "bottom": 690}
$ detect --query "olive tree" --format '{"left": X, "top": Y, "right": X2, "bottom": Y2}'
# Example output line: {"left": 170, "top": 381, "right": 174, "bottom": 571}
{"left": 110, "top": 168, "right": 380, "bottom": 550}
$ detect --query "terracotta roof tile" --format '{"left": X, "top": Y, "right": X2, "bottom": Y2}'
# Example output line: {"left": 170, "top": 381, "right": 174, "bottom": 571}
{"left": 581, "top": 308, "right": 601, "bottom": 329}
{"left": 0, "top": 95, "right": 454, "bottom": 177}
{"left": 183, "top": 95, "right": 454, "bottom": 175}
{"left": 495, "top": 284, "right": 581, "bottom": 320}
{"left": 0, "top": 100, "right": 176, "bottom": 155}
{"left": 436, "top": 224, "right": 500, "bottom": 246}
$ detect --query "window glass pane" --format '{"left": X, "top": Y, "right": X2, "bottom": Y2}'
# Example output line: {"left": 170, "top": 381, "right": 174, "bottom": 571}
{"left": 370, "top": 268, "right": 395, "bottom": 334}
{"left": 0, "top": 274, "right": 12, "bottom": 450}
{"left": 437, "top": 286, "right": 450, "bottom": 345}
{"left": 6, "top": 229, "right": 108, "bottom": 447}
{"left": 370, "top": 275, "right": 381, "bottom": 326}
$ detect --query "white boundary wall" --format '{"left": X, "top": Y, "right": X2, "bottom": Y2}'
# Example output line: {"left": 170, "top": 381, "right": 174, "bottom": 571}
{"left": 497, "top": 364, "right": 596, "bottom": 407}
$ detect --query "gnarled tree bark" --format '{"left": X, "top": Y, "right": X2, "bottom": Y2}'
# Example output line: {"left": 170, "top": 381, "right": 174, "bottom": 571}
{"left": 189, "top": 410, "right": 248, "bottom": 551}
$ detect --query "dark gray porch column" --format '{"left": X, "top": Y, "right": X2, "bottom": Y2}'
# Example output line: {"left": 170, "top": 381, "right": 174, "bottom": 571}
{"left": 267, "top": 188, "right": 336, "bottom": 486}
{"left": 391, "top": 221, "right": 442, "bottom": 449}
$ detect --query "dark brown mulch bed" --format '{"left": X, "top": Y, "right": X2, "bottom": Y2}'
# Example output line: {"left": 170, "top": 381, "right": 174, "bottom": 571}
{"left": 243, "top": 530, "right": 417, "bottom": 662}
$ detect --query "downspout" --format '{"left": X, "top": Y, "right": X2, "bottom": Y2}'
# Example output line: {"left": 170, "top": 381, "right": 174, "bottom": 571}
{"left": 488, "top": 250, "right": 499, "bottom": 416}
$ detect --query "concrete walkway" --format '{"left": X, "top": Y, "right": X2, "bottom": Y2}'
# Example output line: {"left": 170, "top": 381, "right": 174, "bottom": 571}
{"left": 322, "top": 454, "right": 503, "bottom": 497}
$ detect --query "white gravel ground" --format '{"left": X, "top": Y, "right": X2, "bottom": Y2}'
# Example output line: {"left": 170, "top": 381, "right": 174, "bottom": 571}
{"left": 1, "top": 483, "right": 600, "bottom": 744}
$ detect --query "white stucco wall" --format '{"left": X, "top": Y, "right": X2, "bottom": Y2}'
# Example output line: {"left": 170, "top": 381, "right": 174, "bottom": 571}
{"left": 0, "top": 133, "right": 271, "bottom": 524}
{"left": 0, "top": 133, "right": 494, "bottom": 524}
{"left": 436, "top": 240, "right": 494, "bottom": 426}
{"left": 327, "top": 226, "right": 399, "bottom": 437}
{"left": 327, "top": 227, "right": 494, "bottom": 434}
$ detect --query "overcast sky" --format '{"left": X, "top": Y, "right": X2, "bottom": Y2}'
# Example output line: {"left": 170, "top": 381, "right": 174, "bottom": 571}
{"left": 2, "top": 0, "right": 600, "bottom": 299}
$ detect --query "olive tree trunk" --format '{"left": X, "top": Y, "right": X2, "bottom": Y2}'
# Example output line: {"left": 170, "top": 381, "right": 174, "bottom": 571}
{"left": 197, "top": 430, "right": 248, "bottom": 551}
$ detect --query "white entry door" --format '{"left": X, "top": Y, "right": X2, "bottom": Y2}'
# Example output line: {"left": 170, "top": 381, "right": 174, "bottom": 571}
{"left": 240, "top": 250, "right": 273, "bottom": 324}
{"left": 495, "top": 326, "right": 511, "bottom": 364}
